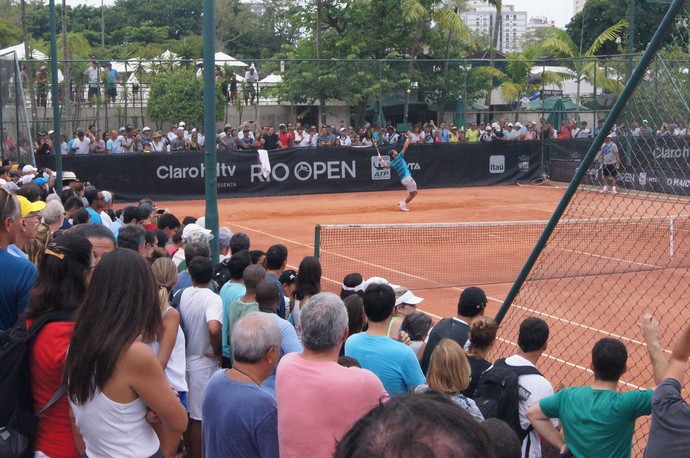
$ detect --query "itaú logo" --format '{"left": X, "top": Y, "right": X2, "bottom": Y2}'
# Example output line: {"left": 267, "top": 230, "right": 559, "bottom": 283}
{"left": 489, "top": 155, "right": 505, "bottom": 174}
{"left": 250, "top": 161, "right": 356, "bottom": 182}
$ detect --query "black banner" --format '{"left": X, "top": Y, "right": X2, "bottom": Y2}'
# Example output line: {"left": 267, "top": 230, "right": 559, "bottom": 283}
{"left": 36, "top": 143, "right": 542, "bottom": 201}
{"left": 547, "top": 137, "right": 690, "bottom": 195}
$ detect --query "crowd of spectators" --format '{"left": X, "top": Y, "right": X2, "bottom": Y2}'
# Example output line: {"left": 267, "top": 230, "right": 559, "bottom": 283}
{"left": 2, "top": 160, "right": 690, "bottom": 458}
{"left": 26, "top": 114, "right": 690, "bottom": 158}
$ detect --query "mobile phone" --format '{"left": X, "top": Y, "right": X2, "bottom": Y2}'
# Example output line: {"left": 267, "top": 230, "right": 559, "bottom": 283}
{"left": 156, "top": 209, "right": 166, "bottom": 215}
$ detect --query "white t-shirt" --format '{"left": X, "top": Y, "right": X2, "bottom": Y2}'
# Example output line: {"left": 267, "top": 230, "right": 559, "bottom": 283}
{"left": 294, "top": 130, "right": 310, "bottom": 147}
{"left": 72, "top": 137, "right": 91, "bottom": 155}
{"left": 504, "top": 354, "right": 557, "bottom": 458}
{"left": 86, "top": 66, "right": 99, "bottom": 86}
{"left": 338, "top": 135, "right": 352, "bottom": 146}
{"left": 179, "top": 287, "right": 222, "bottom": 372}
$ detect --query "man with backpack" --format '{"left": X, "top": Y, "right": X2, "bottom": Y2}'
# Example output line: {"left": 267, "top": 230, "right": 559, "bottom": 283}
{"left": 474, "top": 317, "right": 556, "bottom": 458}
{"left": 527, "top": 315, "right": 666, "bottom": 458}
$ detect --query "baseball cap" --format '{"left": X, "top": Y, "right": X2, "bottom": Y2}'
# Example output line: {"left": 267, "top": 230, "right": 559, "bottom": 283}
{"left": 394, "top": 287, "right": 424, "bottom": 307}
{"left": 507, "top": 123, "right": 513, "bottom": 127}
{"left": 16, "top": 195, "right": 46, "bottom": 218}
{"left": 119, "top": 127, "right": 126, "bottom": 132}
{"left": 224, "top": 124, "right": 232, "bottom": 129}
{"left": 182, "top": 223, "right": 213, "bottom": 242}
{"left": 643, "top": 119, "right": 648, "bottom": 124}
{"left": 458, "top": 287, "right": 487, "bottom": 316}
{"left": 19, "top": 175, "right": 34, "bottom": 185}
{"left": 339, "top": 127, "right": 346, "bottom": 132}
{"left": 179, "top": 121, "right": 186, "bottom": 127}
{"left": 363, "top": 276, "right": 389, "bottom": 290}
{"left": 279, "top": 123, "right": 286, "bottom": 129}
{"left": 22, "top": 165, "right": 38, "bottom": 174}
{"left": 102, "top": 190, "right": 112, "bottom": 203}
{"left": 47, "top": 130, "right": 54, "bottom": 135}
{"left": 515, "top": 122, "right": 522, "bottom": 128}
{"left": 279, "top": 269, "right": 297, "bottom": 285}
{"left": 191, "top": 128, "right": 197, "bottom": 133}
{"left": 485, "top": 126, "right": 492, "bottom": 131}
{"left": 143, "top": 126, "right": 151, "bottom": 132}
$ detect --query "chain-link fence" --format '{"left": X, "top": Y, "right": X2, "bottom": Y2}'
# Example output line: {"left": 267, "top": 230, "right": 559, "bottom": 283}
{"left": 0, "top": 51, "right": 33, "bottom": 164}
{"left": 16, "top": 54, "right": 627, "bottom": 137}
{"left": 494, "top": 1, "right": 690, "bottom": 456}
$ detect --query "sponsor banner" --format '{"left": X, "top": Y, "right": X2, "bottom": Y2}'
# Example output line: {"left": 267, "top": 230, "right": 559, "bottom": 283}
{"left": 36, "top": 143, "right": 541, "bottom": 201}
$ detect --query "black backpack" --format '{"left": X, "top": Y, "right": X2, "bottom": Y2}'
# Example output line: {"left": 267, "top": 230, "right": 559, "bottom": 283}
{"left": 213, "top": 259, "right": 232, "bottom": 290}
{"left": 0, "top": 311, "right": 70, "bottom": 457}
{"left": 473, "top": 358, "right": 542, "bottom": 443}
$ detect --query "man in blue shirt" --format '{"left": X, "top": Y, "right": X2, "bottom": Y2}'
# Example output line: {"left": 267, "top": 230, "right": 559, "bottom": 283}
{"left": 0, "top": 189, "right": 38, "bottom": 330}
{"left": 380, "top": 139, "right": 418, "bottom": 212}
{"left": 84, "top": 187, "right": 104, "bottom": 224}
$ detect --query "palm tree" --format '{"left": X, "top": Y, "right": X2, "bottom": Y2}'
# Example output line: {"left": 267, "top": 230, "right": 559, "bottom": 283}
{"left": 483, "top": 0, "right": 502, "bottom": 116}
{"left": 402, "top": 0, "right": 473, "bottom": 122}
{"left": 472, "top": 47, "right": 563, "bottom": 120}
{"left": 539, "top": 20, "right": 627, "bottom": 114}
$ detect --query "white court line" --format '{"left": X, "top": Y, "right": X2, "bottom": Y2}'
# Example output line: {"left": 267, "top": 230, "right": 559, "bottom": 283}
{"left": 232, "top": 222, "right": 669, "bottom": 356}
{"left": 418, "top": 307, "right": 647, "bottom": 390}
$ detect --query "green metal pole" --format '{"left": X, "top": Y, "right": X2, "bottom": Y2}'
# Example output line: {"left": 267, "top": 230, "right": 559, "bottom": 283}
{"left": 495, "top": 0, "right": 686, "bottom": 324}
{"left": 49, "top": 0, "right": 61, "bottom": 184}
{"left": 592, "top": 56, "right": 597, "bottom": 129}
{"left": 202, "top": 0, "right": 219, "bottom": 263}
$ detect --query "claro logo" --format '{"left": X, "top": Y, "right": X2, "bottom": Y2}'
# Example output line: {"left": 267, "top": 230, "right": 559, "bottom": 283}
{"left": 489, "top": 155, "right": 505, "bottom": 174}
{"left": 654, "top": 147, "right": 690, "bottom": 159}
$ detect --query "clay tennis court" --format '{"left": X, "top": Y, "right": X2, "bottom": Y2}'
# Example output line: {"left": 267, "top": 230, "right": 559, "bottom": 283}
{"left": 160, "top": 183, "right": 689, "bottom": 454}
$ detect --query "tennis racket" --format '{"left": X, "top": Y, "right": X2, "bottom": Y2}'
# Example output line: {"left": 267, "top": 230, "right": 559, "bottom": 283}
{"left": 374, "top": 141, "right": 383, "bottom": 161}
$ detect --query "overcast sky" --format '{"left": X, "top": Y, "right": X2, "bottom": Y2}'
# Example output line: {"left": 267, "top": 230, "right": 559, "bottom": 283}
{"left": 66, "top": 0, "right": 575, "bottom": 29}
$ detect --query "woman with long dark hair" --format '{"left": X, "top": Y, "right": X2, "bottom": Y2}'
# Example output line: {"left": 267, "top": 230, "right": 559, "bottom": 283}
{"left": 290, "top": 256, "right": 321, "bottom": 331}
{"left": 26, "top": 233, "right": 93, "bottom": 458}
{"left": 65, "top": 249, "right": 188, "bottom": 457}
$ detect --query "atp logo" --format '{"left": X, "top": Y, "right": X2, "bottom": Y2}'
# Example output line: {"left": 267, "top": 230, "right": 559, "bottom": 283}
{"left": 371, "top": 156, "right": 390, "bottom": 180}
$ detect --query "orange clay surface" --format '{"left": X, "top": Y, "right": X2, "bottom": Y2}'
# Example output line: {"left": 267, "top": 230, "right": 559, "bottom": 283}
{"left": 159, "top": 183, "right": 568, "bottom": 320}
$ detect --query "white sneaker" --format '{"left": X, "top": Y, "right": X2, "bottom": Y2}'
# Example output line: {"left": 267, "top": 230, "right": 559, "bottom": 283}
{"left": 399, "top": 201, "right": 409, "bottom": 212}
{"left": 612, "top": 187, "right": 618, "bottom": 195}
{"left": 599, "top": 186, "right": 609, "bottom": 194}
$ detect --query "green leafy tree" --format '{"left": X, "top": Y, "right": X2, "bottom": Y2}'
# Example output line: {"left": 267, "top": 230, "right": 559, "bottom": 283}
{"left": 0, "top": 18, "right": 22, "bottom": 49}
{"left": 147, "top": 69, "right": 225, "bottom": 127}
{"left": 472, "top": 47, "right": 563, "bottom": 116}
{"left": 539, "top": 20, "right": 627, "bottom": 112}
{"left": 566, "top": 0, "right": 670, "bottom": 56}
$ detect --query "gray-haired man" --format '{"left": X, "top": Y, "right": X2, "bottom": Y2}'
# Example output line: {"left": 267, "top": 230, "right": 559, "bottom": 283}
{"left": 276, "top": 293, "right": 387, "bottom": 458}
{"left": 202, "top": 312, "right": 281, "bottom": 458}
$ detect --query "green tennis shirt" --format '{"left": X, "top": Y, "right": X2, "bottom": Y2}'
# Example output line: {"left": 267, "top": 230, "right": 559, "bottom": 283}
{"left": 540, "top": 386, "right": 653, "bottom": 458}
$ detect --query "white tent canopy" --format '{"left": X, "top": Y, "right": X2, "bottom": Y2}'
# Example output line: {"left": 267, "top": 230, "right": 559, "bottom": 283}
{"left": 260, "top": 73, "right": 282, "bottom": 84}
{"left": 213, "top": 52, "right": 247, "bottom": 67}
{"left": 0, "top": 43, "right": 48, "bottom": 60}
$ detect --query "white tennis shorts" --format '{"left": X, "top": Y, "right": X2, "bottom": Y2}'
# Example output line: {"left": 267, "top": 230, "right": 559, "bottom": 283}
{"left": 186, "top": 366, "right": 217, "bottom": 420}
{"left": 401, "top": 176, "right": 417, "bottom": 192}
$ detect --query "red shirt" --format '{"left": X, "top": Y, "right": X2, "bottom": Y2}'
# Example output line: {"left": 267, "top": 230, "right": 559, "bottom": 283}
{"left": 278, "top": 132, "right": 293, "bottom": 148}
{"left": 27, "top": 319, "right": 79, "bottom": 458}
{"left": 559, "top": 125, "right": 572, "bottom": 138}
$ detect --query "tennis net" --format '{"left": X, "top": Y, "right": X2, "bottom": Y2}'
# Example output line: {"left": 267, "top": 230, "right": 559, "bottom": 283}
{"left": 315, "top": 216, "right": 690, "bottom": 290}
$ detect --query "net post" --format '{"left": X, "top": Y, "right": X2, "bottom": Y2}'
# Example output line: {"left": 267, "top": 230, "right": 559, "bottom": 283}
{"left": 494, "top": 0, "right": 687, "bottom": 325}
{"left": 314, "top": 225, "right": 321, "bottom": 258}
{"left": 670, "top": 216, "right": 675, "bottom": 260}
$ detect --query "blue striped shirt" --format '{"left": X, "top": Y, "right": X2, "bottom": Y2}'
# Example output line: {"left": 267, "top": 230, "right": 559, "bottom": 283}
{"left": 390, "top": 152, "right": 411, "bottom": 180}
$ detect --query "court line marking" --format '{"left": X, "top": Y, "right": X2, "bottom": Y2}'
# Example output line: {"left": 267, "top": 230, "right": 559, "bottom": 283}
{"left": 418, "top": 308, "right": 648, "bottom": 390}
{"left": 231, "top": 222, "right": 670, "bottom": 355}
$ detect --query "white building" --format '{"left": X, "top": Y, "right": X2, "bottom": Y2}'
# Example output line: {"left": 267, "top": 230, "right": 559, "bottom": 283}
{"left": 573, "top": 0, "right": 587, "bottom": 15}
{"left": 527, "top": 16, "right": 555, "bottom": 33}
{"left": 461, "top": 2, "right": 528, "bottom": 54}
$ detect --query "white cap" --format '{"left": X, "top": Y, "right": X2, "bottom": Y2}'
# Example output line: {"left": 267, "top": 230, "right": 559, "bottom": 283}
{"left": 515, "top": 122, "right": 522, "bottom": 127}
{"left": 507, "top": 123, "right": 513, "bottom": 127}
{"left": 486, "top": 126, "right": 492, "bottom": 131}
{"left": 179, "top": 121, "right": 186, "bottom": 127}
{"left": 22, "top": 165, "right": 38, "bottom": 174}
{"left": 394, "top": 288, "right": 424, "bottom": 306}
{"left": 19, "top": 175, "right": 34, "bottom": 185}
{"left": 47, "top": 130, "right": 54, "bottom": 135}
{"left": 643, "top": 119, "right": 648, "bottom": 124}
{"left": 119, "top": 127, "right": 126, "bottom": 132}
{"left": 181, "top": 223, "right": 213, "bottom": 242}
{"left": 191, "top": 128, "right": 197, "bottom": 133}
{"left": 143, "top": 126, "right": 151, "bottom": 131}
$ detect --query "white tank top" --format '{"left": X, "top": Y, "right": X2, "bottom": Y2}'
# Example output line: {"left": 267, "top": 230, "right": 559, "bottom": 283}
{"left": 71, "top": 391, "right": 160, "bottom": 457}
{"left": 149, "top": 308, "right": 188, "bottom": 392}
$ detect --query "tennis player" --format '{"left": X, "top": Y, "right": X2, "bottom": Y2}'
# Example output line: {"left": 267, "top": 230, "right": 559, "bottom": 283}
{"left": 380, "top": 140, "right": 417, "bottom": 212}
{"left": 597, "top": 135, "right": 621, "bottom": 195}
